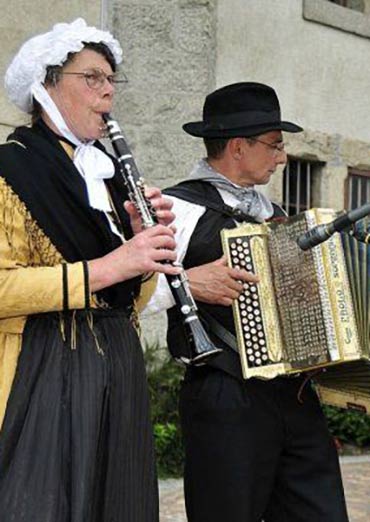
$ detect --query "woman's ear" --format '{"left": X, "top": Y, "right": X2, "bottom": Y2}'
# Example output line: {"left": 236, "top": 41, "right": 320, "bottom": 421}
{"left": 51, "top": 71, "right": 59, "bottom": 86}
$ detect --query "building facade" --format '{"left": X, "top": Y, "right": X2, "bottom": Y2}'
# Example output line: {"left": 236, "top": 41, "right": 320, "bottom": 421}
{"left": 2, "top": 0, "right": 370, "bottom": 211}
{"left": 0, "top": 1, "right": 101, "bottom": 140}
{"left": 107, "top": 0, "right": 370, "bottom": 214}
{"left": 1, "top": 0, "right": 369, "bottom": 343}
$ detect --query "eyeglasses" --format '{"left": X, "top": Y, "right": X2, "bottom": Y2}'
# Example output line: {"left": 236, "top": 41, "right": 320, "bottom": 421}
{"left": 251, "top": 138, "right": 285, "bottom": 156}
{"left": 59, "top": 68, "right": 128, "bottom": 89}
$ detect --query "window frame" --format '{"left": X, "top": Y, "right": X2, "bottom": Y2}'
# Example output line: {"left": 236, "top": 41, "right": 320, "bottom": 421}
{"left": 282, "top": 157, "right": 323, "bottom": 216}
{"left": 303, "top": 0, "right": 370, "bottom": 39}
{"left": 346, "top": 168, "right": 370, "bottom": 209}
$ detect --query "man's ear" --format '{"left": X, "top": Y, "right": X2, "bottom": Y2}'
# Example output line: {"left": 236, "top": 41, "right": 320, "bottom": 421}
{"left": 228, "top": 137, "right": 245, "bottom": 160}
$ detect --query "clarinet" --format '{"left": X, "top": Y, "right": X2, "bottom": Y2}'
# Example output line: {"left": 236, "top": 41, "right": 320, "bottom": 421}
{"left": 103, "top": 114, "right": 222, "bottom": 365}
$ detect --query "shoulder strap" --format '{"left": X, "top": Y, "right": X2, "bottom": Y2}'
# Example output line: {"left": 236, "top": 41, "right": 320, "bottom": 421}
{"left": 271, "top": 202, "right": 286, "bottom": 218}
{"left": 200, "top": 308, "right": 238, "bottom": 353}
{"left": 165, "top": 180, "right": 285, "bottom": 222}
{"left": 164, "top": 180, "right": 251, "bottom": 222}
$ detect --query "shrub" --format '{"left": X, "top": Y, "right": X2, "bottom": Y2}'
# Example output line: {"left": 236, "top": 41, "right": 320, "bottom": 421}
{"left": 144, "top": 342, "right": 185, "bottom": 477}
{"left": 322, "top": 404, "right": 370, "bottom": 447}
{"left": 144, "top": 341, "right": 370, "bottom": 477}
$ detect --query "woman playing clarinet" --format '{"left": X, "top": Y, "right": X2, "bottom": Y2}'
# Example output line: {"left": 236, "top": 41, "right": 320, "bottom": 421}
{"left": 0, "top": 18, "right": 179, "bottom": 522}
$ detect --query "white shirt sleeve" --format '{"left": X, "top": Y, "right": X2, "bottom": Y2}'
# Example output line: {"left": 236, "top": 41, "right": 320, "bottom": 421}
{"left": 141, "top": 195, "right": 206, "bottom": 316}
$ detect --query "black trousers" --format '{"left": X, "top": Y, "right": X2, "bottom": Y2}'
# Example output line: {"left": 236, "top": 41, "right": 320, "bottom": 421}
{"left": 180, "top": 366, "right": 348, "bottom": 522}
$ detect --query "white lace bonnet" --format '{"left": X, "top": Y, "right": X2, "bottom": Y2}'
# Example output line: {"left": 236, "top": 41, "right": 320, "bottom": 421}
{"left": 4, "top": 18, "right": 123, "bottom": 113}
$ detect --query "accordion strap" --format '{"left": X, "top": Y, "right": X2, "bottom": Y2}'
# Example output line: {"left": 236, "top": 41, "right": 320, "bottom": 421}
{"left": 164, "top": 180, "right": 254, "bottom": 222}
{"left": 199, "top": 309, "right": 245, "bottom": 380}
{"left": 164, "top": 180, "right": 286, "bottom": 221}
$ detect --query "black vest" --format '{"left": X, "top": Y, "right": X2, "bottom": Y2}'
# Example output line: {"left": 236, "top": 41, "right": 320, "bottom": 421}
{"left": 165, "top": 180, "right": 285, "bottom": 379}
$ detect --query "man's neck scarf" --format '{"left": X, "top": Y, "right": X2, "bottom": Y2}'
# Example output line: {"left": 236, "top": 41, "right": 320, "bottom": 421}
{"left": 188, "top": 158, "right": 274, "bottom": 222}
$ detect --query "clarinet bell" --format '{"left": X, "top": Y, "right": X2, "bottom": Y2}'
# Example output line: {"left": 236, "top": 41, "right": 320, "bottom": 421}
{"left": 191, "top": 348, "right": 223, "bottom": 366}
{"left": 187, "top": 318, "right": 223, "bottom": 366}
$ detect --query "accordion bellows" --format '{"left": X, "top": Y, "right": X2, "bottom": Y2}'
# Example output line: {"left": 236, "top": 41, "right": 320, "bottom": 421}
{"left": 221, "top": 208, "right": 370, "bottom": 413}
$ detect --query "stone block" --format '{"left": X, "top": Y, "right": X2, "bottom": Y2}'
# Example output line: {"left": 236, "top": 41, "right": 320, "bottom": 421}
{"left": 340, "top": 138, "right": 370, "bottom": 170}
{"left": 110, "top": 1, "right": 216, "bottom": 189}
{"left": 113, "top": 2, "right": 215, "bottom": 92}
{"left": 114, "top": 4, "right": 174, "bottom": 55}
{"left": 113, "top": 90, "right": 155, "bottom": 126}
{"left": 174, "top": 6, "right": 213, "bottom": 55}
{"left": 126, "top": 126, "right": 203, "bottom": 187}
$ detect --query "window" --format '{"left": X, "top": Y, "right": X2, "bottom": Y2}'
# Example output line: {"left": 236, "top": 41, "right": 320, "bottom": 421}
{"left": 327, "top": 0, "right": 364, "bottom": 12}
{"left": 328, "top": 0, "right": 348, "bottom": 6}
{"left": 282, "top": 159, "right": 321, "bottom": 216}
{"left": 346, "top": 168, "right": 370, "bottom": 209}
{"left": 303, "top": 0, "right": 370, "bottom": 39}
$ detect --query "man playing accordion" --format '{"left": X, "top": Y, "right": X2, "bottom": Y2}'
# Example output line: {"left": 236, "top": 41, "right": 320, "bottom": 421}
{"left": 144, "top": 82, "right": 349, "bottom": 522}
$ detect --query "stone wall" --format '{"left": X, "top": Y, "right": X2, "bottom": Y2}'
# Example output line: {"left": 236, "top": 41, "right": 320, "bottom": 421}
{"left": 107, "top": 0, "right": 219, "bottom": 345}
{"left": 216, "top": 0, "right": 370, "bottom": 145}
{"left": 3, "top": 1, "right": 370, "bottom": 208}
{"left": 266, "top": 128, "right": 370, "bottom": 209}
{"left": 215, "top": 0, "right": 370, "bottom": 209}
{"left": 106, "top": 0, "right": 370, "bottom": 343}
{"left": 108, "top": 0, "right": 218, "bottom": 188}
{"left": 106, "top": 0, "right": 370, "bottom": 209}
{"left": 0, "top": 1, "right": 102, "bottom": 142}
{"left": 1, "top": 1, "right": 370, "bottom": 346}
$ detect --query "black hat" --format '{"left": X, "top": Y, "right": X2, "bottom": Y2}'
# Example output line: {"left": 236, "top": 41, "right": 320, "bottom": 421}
{"left": 183, "top": 82, "right": 303, "bottom": 138}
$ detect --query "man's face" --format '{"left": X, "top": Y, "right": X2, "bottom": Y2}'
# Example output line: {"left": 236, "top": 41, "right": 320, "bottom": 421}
{"left": 238, "top": 130, "right": 287, "bottom": 186}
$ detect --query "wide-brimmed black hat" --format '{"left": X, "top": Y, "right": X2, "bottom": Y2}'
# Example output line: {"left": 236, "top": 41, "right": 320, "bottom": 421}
{"left": 183, "top": 82, "right": 302, "bottom": 138}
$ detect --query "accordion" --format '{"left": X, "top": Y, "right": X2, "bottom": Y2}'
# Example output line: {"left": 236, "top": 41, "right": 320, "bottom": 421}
{"left": 221, "top": 209, "right": 370, "bottom": 413}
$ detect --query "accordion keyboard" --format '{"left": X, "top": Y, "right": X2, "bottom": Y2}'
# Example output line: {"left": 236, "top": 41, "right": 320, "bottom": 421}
{"left": 229, "top": 237, "right": 270, "bottom": 368}
{"left": 227, "top": 216, "right": 332, "bottom": 371}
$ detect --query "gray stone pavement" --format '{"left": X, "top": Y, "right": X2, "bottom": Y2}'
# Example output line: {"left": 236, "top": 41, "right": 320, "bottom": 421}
{"left": 340, "top": 456, "right": 370, "bottom": 522}
{"left": 159, "top": 456, "right": 370, "bottom": 521}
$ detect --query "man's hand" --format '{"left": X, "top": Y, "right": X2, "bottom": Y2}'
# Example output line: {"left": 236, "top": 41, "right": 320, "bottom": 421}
{"left": 124, "top": 187, "right": 175, "bottom": 234}
{"left": 187, "top": 255, "right": 259, "bottom": 306}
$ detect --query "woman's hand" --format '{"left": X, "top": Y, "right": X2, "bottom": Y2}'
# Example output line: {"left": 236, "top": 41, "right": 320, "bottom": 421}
{"left": 88, "top": 224, "right": 181, "bottom": 292}
{"left": 187, "top": 255, "right": 259, "bottom": 306}
{"left": 124, "top": 187, "right": 175, "bottom": 234}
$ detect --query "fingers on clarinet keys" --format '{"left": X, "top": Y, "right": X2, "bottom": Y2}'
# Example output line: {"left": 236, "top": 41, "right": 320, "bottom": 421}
{"left": 164, "top": 264, "right": 182, "bottom": 275}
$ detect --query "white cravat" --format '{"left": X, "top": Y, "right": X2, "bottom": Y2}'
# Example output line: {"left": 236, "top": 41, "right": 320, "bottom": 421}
{"left": 31, "top": 84, "right": 123, "bottom": 233}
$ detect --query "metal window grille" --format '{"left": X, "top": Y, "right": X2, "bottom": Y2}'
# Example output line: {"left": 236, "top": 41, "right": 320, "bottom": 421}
{"left": 347, "top": 169, "right": 370, "bottom": 210}
{"left": 282, "top": 159, "right": 316, "bottom": 216}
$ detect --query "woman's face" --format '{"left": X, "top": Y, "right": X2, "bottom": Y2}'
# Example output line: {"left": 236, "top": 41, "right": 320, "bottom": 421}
{"left": 45, "top": 48, "right": 115, "bottom": 141}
